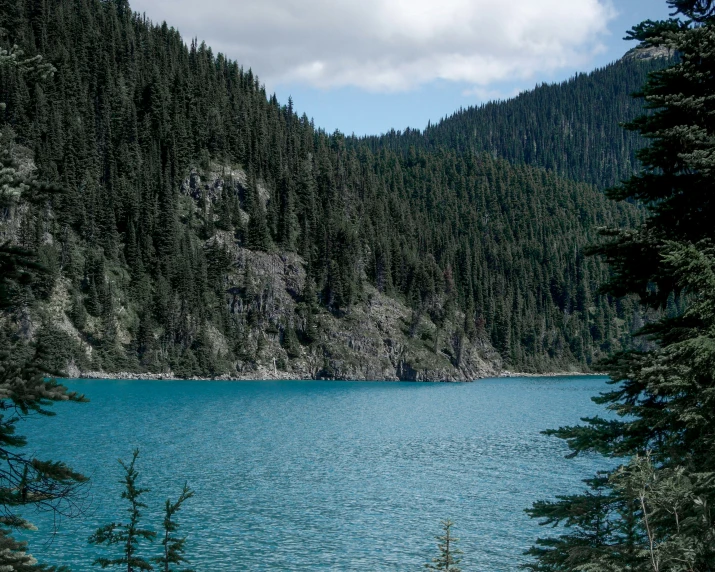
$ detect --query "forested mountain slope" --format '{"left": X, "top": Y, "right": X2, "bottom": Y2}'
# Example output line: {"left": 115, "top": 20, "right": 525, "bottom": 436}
{"left": 0, "top": 0, "right": 647, "bottom": 378}
{"left": 359, "top": 51, "right": 670, "bottom": 190}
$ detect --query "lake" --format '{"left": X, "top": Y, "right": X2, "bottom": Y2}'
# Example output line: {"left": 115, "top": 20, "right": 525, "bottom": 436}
{"left": 23, "top": 376, "right": 613, "bottom": 571}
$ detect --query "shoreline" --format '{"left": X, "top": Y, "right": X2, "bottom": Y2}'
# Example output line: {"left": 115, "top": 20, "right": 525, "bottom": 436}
{"left": 70, "top": 370, "right": 608, "bottom": 382}
{"left": 499, "top": 370, "right": 607, "bottom": 378}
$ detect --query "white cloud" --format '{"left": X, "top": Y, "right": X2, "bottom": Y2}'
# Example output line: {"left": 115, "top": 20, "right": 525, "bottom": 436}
{"left": 461, "top": 86, "right": 523, "bottom": 102}
{"left": 131, "top": 0, "right": 616, "bottom": 93}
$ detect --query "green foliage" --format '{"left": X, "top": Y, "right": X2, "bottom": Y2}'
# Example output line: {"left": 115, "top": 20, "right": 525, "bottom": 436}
{"left": 281, "top": 325, "right": 302, "bottom": 358}
{"left": 0, "top": 527, "right": 64, "bottom": 571}
{"left": 359, "top": 56, "right": 669, "bottom": 191}
{"left": 0, "top": 39, "right": 55, "bottom": 114}
{"left": 154, "top": 483, "right": 194, "bottom": 572}
{"left": 90, "top": 451, "right": 196, "bottom": 572}
{"left": 668, "top": 0, "right": 715, "bottom": 21}
{"left": 0, "top": 241, "right": 41, "bottom": 311}
{"left": 0, "top": 36, "right": 86, "bottom": 571}
{"left": 35, "top": 322, "right": 89, "bottom": 374}
{"left": 89, "top": 449, "right": 157, "bottom": 571}
{"left": 0, "top": 329, "right": 88, "bottom": 568}
{"left": 593, "top": 14, "right": 715, "bottom": 305}
{"left": 609, "top": 453, "right": 715, "bottom": 572}
{"left": 0, "top": 0, "right": 652, "bottom": 374}
{"left": 425, "top": 520, "right": 462, "bottom": 572}
{"left": 527, "top": 5, "right": 715, "bottom": 571}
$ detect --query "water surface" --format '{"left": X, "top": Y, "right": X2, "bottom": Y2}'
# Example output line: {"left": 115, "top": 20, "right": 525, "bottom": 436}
{"left": 24, "top": 377, "right": 613, "bottom": 571}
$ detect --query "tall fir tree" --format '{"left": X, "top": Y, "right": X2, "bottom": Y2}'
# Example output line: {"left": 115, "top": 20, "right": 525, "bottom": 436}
{"left": 527, "top": 2, "right": 715, "bottom": 570}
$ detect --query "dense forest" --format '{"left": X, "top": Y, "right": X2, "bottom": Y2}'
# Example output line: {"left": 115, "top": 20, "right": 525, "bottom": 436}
{"left": 4, "top": 0, "right": 715, "bottom": 570}
{"left": 359, "top": 51, "right": 671, "bottom": 191}
{"left": 0, "top": 0, "right": 660, "bottom": 378}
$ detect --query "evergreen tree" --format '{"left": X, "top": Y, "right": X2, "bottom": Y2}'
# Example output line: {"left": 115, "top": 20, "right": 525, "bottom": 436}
{"left": 0, "top": 36, "right": 87, "bottom": 571}
{"left": 153, "top": 483, "right": 194, "bottom": 572}
{"left": 425, "top": 520, "right": 462, "bottom": 572}
{"left": 89, "top": 449, "right": 157, "bottom": 571}
{"left": 670, "top": 0, "right": 715, "bottom": 20}
{"left": 527, "top": 2, "right": 715, "bottom": 570}
{"left": 0, "top": 528, "right": 57, "bottom": 572}
{"left": 245, "top": 174, "right": 272, "bottom": 252}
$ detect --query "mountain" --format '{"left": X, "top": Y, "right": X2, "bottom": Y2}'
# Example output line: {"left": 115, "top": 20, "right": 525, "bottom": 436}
{"left": 358, "top": 50, "right": 671, "bottom": 190}
{"left": 0, "top": 0, "right": 653, "bottom": 379}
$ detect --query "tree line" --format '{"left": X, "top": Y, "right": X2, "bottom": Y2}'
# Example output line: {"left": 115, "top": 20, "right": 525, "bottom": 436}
{"left": 0, "top": 0, "right": 652, "bottom": 376}
{"left": 358, "top": 53, "right": 669, "bottom": 191}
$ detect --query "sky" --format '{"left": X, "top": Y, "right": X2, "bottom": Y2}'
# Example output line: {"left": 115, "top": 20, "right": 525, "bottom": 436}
{"left": 130, "top": 0, "right": 673, "bottom": 137}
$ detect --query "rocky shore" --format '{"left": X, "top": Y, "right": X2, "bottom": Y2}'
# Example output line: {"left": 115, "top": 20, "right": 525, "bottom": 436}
{"left": 498, "top": 370, "right": 606, "bottom": 378}
{"left": 73, "top": 368, "right": 603, "bottom": 382}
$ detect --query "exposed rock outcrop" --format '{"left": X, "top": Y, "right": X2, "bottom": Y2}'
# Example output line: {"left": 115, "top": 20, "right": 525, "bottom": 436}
{"left": 7, "top": 159, "right": 503, "bottom": 382}
{"left": 622, "top": 45, "right": 676, "bottom": 62}
{"left": 221, "top": 247, "right": 501, "bottom": 381}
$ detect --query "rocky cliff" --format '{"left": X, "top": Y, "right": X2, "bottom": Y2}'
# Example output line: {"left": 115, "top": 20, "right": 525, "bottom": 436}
{"left": 64, "top": 244, "right": 502, "bottom": 382}
{"left": 224, "top": 247, "right": 501, "bottom": 381}
{"left": 8, "top": 160, "right": 502, "bottom": 382}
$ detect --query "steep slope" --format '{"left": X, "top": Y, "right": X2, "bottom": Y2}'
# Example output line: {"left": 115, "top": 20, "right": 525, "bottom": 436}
{"left": 0, "top": 0, "right": 646, "bottom": 378}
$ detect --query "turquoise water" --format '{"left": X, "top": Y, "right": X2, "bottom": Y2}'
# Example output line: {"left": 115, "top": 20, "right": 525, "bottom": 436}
{"left": 22, "top": 377, "right": 612, "bottom": 571}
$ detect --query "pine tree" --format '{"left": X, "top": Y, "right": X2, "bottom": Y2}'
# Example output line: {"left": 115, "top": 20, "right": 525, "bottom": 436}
{"left": 89, "top": 449, "right": 157, "bottom": 571}
{"left": 527, "top": 2, "right": 715, "bottom": 570}
{"left": 0, "top": 528, "right": 54, "bottom": 572}
{"left": 670, "top": 0, "right": 715, "bottom": 20}
{"left": 245, "top": 174, "right": 272, "bottom": 252}
{"left": 153, "top": 483, "right": 194, "bottom": 572}
{"left": 425, "top": 520, "right": 462, "bottom": 572}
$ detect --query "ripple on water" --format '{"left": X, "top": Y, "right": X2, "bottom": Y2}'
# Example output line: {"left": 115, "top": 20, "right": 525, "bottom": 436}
{"left": 22, "top": 377, "right": 613, "bottom": 571}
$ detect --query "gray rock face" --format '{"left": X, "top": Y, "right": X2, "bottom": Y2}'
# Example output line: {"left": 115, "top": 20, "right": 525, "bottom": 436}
{"left": 78, "top": 243, "right": 502, "bottom": 382}
{"left": 224, "top": 247, "right": 501, "bottom": 382}
{"left": 622, "top": 46, "right": 675, "bottom": 62}
{"left": 174, "top": 164, "right": 503, "bottom": 382}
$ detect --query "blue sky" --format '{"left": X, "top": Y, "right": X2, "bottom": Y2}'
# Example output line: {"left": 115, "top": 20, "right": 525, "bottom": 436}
{"left": 132, "top": 0, "right": 673, "bottom": 136}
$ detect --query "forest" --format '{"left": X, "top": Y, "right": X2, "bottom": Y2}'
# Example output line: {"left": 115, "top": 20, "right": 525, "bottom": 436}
{"left": 1, "top": 0, "right": 715, "bottom": 569}
{"left": 0, "top": 0, "right": 667, "bottom": 379}
{"left": 359, "top": 51, "right": 669, "bottom": 190}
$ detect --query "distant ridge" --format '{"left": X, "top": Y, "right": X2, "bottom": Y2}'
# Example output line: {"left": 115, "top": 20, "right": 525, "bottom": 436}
{"left": 359, "top": 54, "right": 672, "bottom": 190}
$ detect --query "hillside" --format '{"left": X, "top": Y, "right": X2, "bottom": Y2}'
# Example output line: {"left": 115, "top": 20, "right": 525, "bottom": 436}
{"left": 359, "top": 50, "right": 671, "bottom": 190}
{"left": 0, "top": 0, "right": 650, "bottom": 379}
